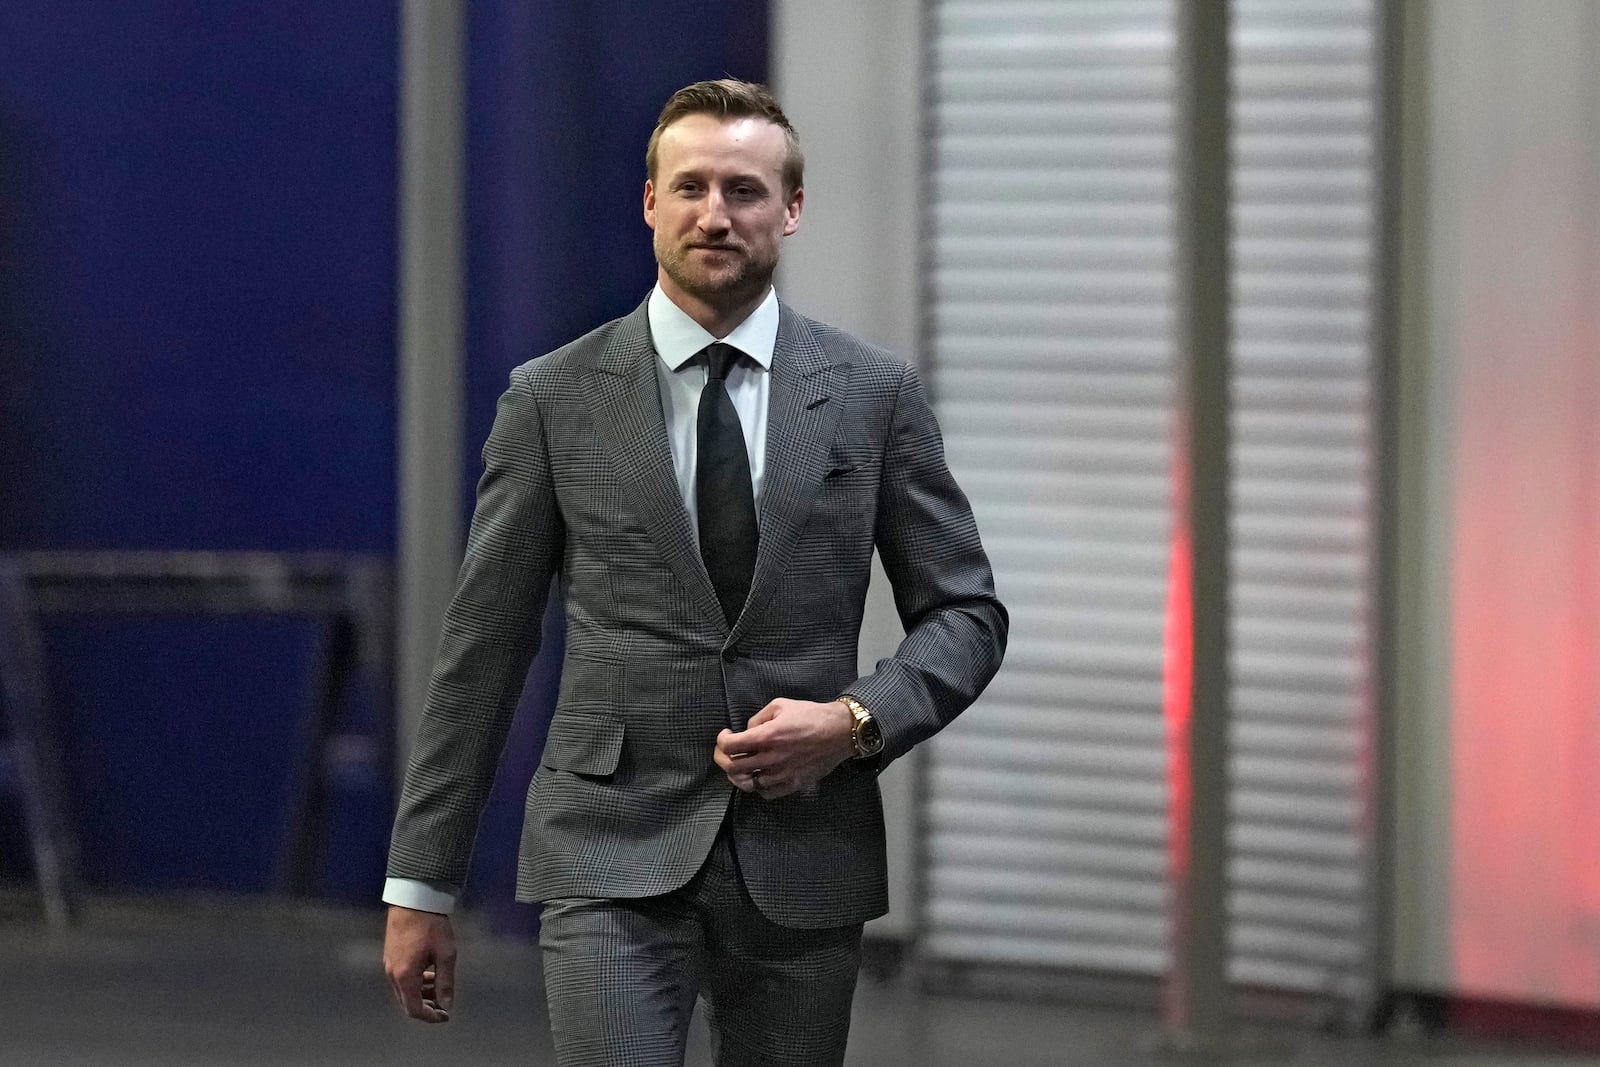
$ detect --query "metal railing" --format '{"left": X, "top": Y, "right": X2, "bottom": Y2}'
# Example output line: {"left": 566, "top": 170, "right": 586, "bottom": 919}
{"left": 0, "top": 551, "right": 394, "bottom": 924}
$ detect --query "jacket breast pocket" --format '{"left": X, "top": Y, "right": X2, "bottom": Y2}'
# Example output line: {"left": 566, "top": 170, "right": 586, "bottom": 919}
{"left": 819, "top": 450, "right": 877, "bottom": 501}
{"left": 541, "top": 714, "right": 624, "bottom": 778}
{"left": 815, "top": 451, "right": 878, "bottom": 531}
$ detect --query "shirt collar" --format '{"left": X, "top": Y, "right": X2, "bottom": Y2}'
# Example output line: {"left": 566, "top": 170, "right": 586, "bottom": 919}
{"left": 647, "top": 283, "right": 779, "bottom": 372}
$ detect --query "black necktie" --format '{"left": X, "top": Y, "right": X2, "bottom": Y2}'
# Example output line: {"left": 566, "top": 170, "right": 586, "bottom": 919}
{"left": 697, "top": 342, "right": 758, "bottom": 626}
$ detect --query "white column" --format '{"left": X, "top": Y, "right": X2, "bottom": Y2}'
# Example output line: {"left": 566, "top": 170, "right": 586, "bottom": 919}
{"left": 1165, "top": 0, "right": 1233, "bottom": 1047}
{"left": 772, "top": 0, "right": 925, "bottom": 941}
{"left": 1395, "top": 0, "right": 1600, "bottom": 1007}
{"left": 396, "top": 0, "right": 465, "bottom": 772}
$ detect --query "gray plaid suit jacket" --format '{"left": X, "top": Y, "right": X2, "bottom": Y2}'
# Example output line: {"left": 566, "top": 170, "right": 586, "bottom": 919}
{"left": 387, "top": 299, "right": 1006, "bottom": 930}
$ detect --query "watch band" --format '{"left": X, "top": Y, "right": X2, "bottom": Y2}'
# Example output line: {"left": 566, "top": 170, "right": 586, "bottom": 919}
{"left": 837, "top": 694, "right": 881, "bottom": 759}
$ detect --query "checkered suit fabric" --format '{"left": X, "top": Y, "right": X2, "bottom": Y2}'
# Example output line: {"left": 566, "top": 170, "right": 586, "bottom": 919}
{"left": 538, "top": 832, "right": 860, "bottom": 1066}
{"left": 388, "top": 300, "right": 1007, "bottom": 930}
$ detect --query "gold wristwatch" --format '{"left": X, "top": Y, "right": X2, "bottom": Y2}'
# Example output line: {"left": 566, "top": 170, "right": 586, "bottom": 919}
{"left": 838, "top": 694, "right": 884, "bottom": 759}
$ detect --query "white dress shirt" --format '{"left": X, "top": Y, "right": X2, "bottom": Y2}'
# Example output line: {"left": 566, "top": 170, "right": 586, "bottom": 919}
{"left": 647, "top": 283, "right": 776, "bottom": 538}
{"left": 384, "top": 284, "right": 779, "bottom": 915}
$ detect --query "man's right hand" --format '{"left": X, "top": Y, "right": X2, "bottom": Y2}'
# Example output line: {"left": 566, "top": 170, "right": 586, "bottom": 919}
{"left": 384, "top": 904, "right": 456, "bottom": 1023}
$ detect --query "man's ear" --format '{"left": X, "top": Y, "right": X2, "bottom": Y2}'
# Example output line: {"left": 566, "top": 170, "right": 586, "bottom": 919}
{"left": 643, "top": 179, "right": 657, "bottom": 230}
{"left": 783, "top": 186, "right": 804, "bottom": 237}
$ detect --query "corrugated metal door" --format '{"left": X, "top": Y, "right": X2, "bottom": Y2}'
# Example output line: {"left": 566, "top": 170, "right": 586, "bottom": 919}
{"left": 922, "top": 0, "right": 1179, "bottom": 976}
{"left": 920, "top": 0, "right": 1380, "bottom": 1004}
{"left": 1227, "top": 0, "right": 1378, "bottom": 1001}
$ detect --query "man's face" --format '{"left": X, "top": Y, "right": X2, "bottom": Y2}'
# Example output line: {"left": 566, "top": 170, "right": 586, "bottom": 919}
{"left": 644, "top": 114, "right": 802, "bottom": 313}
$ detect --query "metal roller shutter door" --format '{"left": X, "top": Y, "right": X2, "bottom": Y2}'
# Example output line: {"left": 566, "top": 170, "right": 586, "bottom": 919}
{"left": 921, "top": 0, "right": 1380, "bottom": 1004}
{"left": 1227, "top": 0, "right": 1377, "bottom": 1001}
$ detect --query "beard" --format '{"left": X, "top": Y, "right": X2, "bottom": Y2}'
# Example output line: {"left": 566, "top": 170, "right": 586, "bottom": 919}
{"left": 655, "top": 232, "right": 779, "bottom": 308}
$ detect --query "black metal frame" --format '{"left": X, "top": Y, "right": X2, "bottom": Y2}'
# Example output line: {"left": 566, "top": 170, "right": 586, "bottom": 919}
{"left": 0, "top": 551, "right": 394, "bottom": 923}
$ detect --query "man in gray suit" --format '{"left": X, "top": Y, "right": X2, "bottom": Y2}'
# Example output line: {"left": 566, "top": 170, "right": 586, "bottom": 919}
{"left": 383, "top": 79, "right": 1006, "bottom": 1066}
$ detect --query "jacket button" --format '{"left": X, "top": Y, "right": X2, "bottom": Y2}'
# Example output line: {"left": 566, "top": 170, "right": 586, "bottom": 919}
{"left": 722, "top": 647, "right": 739, "bottom": 663}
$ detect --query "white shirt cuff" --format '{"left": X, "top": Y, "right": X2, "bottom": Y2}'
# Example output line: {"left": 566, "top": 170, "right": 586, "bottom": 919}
{"left": 382, "top": 877, "right": 459, "bottom": 915}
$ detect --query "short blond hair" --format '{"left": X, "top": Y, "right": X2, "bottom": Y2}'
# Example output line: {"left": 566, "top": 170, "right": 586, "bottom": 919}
{"left": 645, "top": 79, "right": 804, "bottom": 196}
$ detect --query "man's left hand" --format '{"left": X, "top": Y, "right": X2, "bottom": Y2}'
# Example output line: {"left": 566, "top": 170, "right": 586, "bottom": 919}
{"left": 714, "top": 698, "right": 856, "bottom": 799}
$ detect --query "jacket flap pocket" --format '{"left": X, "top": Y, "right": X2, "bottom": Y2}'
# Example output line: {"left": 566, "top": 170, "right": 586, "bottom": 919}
{"left": 541, "top": 714, "right": 624, "bottom": 776}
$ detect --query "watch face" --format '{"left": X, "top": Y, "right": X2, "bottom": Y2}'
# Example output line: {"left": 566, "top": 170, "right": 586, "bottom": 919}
{"left": 859, "top": 716, "right": 884, "bottom": 756}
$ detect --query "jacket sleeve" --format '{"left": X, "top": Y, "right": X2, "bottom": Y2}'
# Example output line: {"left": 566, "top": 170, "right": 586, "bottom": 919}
{"left": 386, "top": 366, "right": 564, "bottom": 886}
{"left": 845, "top": 361, "right": 1008, "bottom": 764}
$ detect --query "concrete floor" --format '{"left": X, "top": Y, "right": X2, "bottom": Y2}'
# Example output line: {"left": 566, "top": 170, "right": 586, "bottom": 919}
{"left": 6, "top": 894, "right": 1598, "bottom": 1067}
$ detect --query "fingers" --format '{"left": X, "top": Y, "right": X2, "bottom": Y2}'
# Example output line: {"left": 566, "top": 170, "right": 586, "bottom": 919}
{"left": 724, "top": 758, "right": 801, "bottom": 798}
{"left": 719, "top": 701, "right": 784, "bottom": 754}
{"left": 720, "top": 757, "right": 805, "bottom": 798}
{"left": 716, "top": 728, "right": 766, "bottom": 769}
{"left": 715, "top": 700, "right": 837, "bottom": 798}
{"left": 715, "top": 748, "right": 761, "bottom": 788}
{"left": 713, "top": 730, "right": 748, "bottom": 770}
{"left": 746, "top": 701, "right": 781, "bottom": 727}
{"left": 732, "top": 768, "right": 783, "bottom": 796}
{"left": 716, "top": 727, "right": 769, "bottom": 793}
{"left": 414, "top": 967, "right": 452, "bottom": 1022}
{"left": 392, "top": 963, "right": 448, "bottom": 1023}
{"left": 753, "top": 772, "right": 800, "bottom": 799}
{"left": 428, "top": 951, "right": 456, "bottom": 1012}
{"left": 420, "top": 966, "right": 447, "bottom": 1019}
{"left": 384, "top": 906, "right": 455, "bottom": 1024}
{"left": 722, "top": 756, "right": 761, "bottom": 793}
{"left": 719, "top": 707, "right": 782, "bottom": 747}
{"left": 717, "top": 724, "right": 766, "bottom": 757}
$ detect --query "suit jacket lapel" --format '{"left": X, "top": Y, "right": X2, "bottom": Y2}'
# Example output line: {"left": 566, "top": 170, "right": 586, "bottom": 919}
{"left": 732, "top": 306, "right": 848, "bottom": 642}
{"left": 580, "top": 301, "right": 727, "bottom": 630}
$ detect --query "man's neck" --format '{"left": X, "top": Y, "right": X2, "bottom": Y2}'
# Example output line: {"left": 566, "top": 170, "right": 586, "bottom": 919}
{"left": 658, "top": 274, "right": 768, "bottom": 339}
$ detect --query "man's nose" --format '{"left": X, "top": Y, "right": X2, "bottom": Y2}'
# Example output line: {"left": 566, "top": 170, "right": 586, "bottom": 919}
{"left": 699, "top": 191, "right": 731, "bottom": 232}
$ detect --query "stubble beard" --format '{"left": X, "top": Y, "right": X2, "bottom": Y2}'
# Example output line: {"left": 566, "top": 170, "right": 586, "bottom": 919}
{"left": 656, "top": 233, "right": 778, "bottom": 312}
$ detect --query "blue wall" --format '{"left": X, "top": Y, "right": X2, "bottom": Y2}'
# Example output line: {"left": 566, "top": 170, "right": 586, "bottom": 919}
{"left": 0, "top": 1, "right": 767, "bottom": 910}
{"left": 0, "top": 4, "right": 398, "bottom": 895}
{"left": 0, "top": 5, "right": 398, "bottom": 551}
